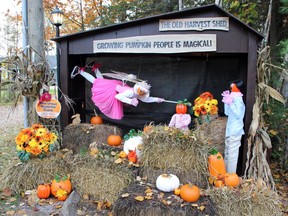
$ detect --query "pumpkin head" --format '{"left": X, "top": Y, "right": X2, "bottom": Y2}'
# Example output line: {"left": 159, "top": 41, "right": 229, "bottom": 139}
{"left": 107, "top": 135, "right": 122, "bottom": 146}
{"left": 208, "top": 148, "right": 226, "bottom": 179}
{"left": 156, "top": 174, "right": 180, "bottom": 192}
{"left": 37, "top": 184, "right": 51, "bottom": 199}
{"left": 90, "top": 116, "right": 103, "bottom": 125}
{"left": 224, "top": 173, "right": 240, "bottom": 187}
{"left": 176, "top": 99, "right": 191, "bottom": 114}
{"left": 180, "top": 184, "right": 200, "bottom": 202}
{"left": 51, "top": 175, "right": 72, "bottom": 197}
{"left": 176, "top": 104, "right": 187, "bottom": 114}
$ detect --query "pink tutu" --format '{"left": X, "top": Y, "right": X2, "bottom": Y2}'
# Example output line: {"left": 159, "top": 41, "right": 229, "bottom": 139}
{"left": 91, "top": 79, "right": 127, "bottom": 120}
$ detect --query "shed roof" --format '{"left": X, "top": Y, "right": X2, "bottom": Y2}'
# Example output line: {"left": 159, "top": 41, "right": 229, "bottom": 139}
{"left": 52, "top": 4, "right": 263, "bottom": 42}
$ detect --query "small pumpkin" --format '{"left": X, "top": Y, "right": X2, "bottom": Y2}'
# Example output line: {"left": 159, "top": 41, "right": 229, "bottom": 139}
{"left": 90, "top": 109, "right": 103, "bottom": 124}
{"left": 224, "top": 173, "right": 240, "bottom": 187}
{"left": 156, "top": 174, "right": 180, "bottom": 192}
{"left": 55, "top": 189, "right": 68, "bottom": 201}
{"left": 214, "top": 180, "right": 225, "bottom": 188}
{"left": 37, "top": 184, "right": 51, "bottom": 199}
{"left": 208, "top": 148, "right": 226, "bottom": 179}
{"left": 90, "top": 116, "right": 103, "bottom": 125}
{"left": 127, "top": 149, "right": 137, "bottom": 163}
{"left": 180, "top": 184, "right": 200, "bottom": 202}
{"left": 51, "top": 175, "right": 72, "bottom": 197}
{"left": 107, "top": 135, "right": 122, "bottom": 146}
{"left": 118, "top": 151, "right": 127, "bottom": 158}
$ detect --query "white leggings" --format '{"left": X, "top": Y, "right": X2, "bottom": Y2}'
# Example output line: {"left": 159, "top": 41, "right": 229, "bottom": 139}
{"left": 224, "top": 135, "right": 242, "bottom": 173}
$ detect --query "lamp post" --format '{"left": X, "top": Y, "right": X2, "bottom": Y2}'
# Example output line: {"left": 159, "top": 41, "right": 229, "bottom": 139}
{"left": 51, "top": 7, "right": 64, "bottom": 100}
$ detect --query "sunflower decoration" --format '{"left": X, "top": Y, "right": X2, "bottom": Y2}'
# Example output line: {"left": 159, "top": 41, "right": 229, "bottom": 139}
{"left": 192, "top": 92, "right": 218, "bottom": 123}
{"left": 15, "top": 124, "right": 58, "bottom": 162}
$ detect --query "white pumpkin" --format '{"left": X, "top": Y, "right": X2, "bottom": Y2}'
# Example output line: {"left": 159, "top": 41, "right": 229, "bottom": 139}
{"left": 123, "top": 136, "right": 142, "bottom": 157}
{"left": 156, "top": 174, "right": 180, "bottom": 192}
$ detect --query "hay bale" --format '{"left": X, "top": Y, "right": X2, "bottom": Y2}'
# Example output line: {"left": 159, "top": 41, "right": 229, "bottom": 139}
{"left": 112, "top": 183, "right": 216, "bottom": 216}
{"left": 68, "top": 155, "right": 134, "bottom": 203}
{"left": 194, "top": 117, "right": 227, "bottom": 155}
{"left": 0, "top": 153, "right": 70, "bottom": 193}
{"left": 140, "top": 126, "right": 210, "bottom": 188}
{"left": 206, "top": 178, "right": 282, "bottom": 216}
{"left": 62, "top": 123, "right": 122, "bottom": 153}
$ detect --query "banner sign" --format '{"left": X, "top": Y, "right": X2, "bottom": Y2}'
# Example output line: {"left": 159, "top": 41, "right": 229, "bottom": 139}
{"left": 93, "top": 34, "right": 216, "bottom": 53}
{"left": 159, "top": 17, "right": 229, "bottom": 31}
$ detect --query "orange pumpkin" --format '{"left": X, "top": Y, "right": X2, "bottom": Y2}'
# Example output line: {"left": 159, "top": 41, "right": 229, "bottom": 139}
{"left": 37, "top": 184, "right": 51, "bottom": 199}
{"left": 90, "top": 116, "right": 103, "bottom": 125}
{"left": 107, "top": 135, "right": 122, "bottom": 146}
{"left": 176, "top": 104, "right": 187, "bottom": 114}
{"left": 208, "top": 148, "right": 226, "bottom": 179}
{"left": 214, "top": 180, "right": 225, "bottom": 188}
{"left": 51, "top": 176, "right": 72, "bottom": 197}
{"left": 224, "top": 173, "right": 240, "bottom": 187}
{"left": 180, "top": 184, "right": 200, "bottom": 202}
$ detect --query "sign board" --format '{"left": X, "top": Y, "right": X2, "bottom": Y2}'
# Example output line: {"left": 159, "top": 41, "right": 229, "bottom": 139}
{"left": 93, "top": 34, "right": 216, "bottom": 53}
{"left": 36, "top": 98, "right": 61, "bottom": 119}
{"left": 159, "top": 17, "right": 229, "bottom": 31}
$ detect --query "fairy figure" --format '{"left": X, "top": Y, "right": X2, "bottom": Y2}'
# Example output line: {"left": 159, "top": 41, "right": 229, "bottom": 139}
{"left": 71, "top": 64, "right": 165, "bottom": 120}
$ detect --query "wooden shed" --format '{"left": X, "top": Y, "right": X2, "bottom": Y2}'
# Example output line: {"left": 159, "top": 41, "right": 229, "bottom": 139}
{"left": 52, "top": 4, "right": 263, "bottom": 174}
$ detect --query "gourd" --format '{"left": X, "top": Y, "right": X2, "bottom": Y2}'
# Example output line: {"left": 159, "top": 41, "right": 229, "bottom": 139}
{"left": 51, "top": 176, "right": 72, "bottom": 197}
{"left": 123, "top": 136, "right": 142, "bottom": 157}
{"left": 118, "top": 151, "right": 127, "bottom": 158}
{"left": 156, "top": 174, "right": 180, "bottom": 192}
{"left": 174, "top": 187, "right": 181, "bottom": 195}
{"left": 37, "top": 184, "right": 51, "bottom": 199}
{"left": 224, "top": 173, "right": 240, "bottom": 187}
{"left": 208, "top": 148, "right": 226, "bottom": 178}
{"left": 107, "top": 135, "right": 122, "bottom": 146}
{"left": 90, "top": 110, "right": 103, "bottom": 124}
{"left": 180, "top": 184, "right": 200, "bottom": 202}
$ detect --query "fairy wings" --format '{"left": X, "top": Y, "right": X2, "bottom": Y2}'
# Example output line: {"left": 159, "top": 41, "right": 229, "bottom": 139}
{"left": 102, "top": 70, "right": 151, "bottom": 89}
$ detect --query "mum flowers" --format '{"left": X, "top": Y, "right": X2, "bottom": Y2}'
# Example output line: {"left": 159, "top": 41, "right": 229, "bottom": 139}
{"left": 15, "top": 124, "right": 58, "bottom": 162}
{"left": 192, "top": 92, "right": 218, "bottom": 119}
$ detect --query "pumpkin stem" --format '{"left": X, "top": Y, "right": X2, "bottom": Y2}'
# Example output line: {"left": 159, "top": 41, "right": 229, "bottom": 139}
{"left": 93, "top": 109, "right": 98, "bottom": 116}
{"left": 209, "top": 148, "right": 219, "bottom": 155}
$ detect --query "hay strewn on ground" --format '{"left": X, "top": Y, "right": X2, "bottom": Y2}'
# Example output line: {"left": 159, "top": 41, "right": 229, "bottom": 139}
{"left": 140, "top": 126, "right": 211, "bottom": 188}
{"left": 0, "top": 152, "right": 70, "bottom": 193}
{"left": 113, "top": 183, "right": 216, "bottom": 216}
{"left": 67, "top": 154, "right": 134, "bottom": 203}
{"left": 62, "top": 123, "right": 122, "bottom": 153}
{"left": 206, "top": 179, "right": 283, "bottom": 216}
{"left": 194, "top": 117, "right": 227, "bottom": 155}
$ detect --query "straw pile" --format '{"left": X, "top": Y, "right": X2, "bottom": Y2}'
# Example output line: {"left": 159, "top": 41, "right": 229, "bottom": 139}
{"left": 67, "top": 154, "right": 134, "bottom": 203}
{"left": 0, "top": 152, "right": 70, "bottom": 193}
{"left": 194, "top": 117, "right": 227, "bottom": 155}
{"left": 112, "top": 183, "right": 216, "bottom": 216}
{"left": 62, "top": 123, "right": 122, "bottom": 153}
{"left": 140, "top": 126, "right": 211, "bottom": 188}
{"left": 206, "top": 178, "right": 283, "bottom": 216}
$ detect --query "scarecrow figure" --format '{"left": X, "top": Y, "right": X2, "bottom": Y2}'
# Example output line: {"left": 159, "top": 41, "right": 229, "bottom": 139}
{"left": 221, "top": 80, "right": 245, "bottom": 173}
{"left": 168, "top": 114, "right": 191, "bottom": 131}
{"left": 71, "top": 64, "right": 164, "bottom": 120}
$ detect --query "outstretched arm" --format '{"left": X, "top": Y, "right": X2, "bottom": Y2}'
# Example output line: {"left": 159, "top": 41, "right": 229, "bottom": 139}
{"left": 139, "top": 96, "right": 164, "bottom": 103}
{"left": 115, "top": 88, "right": 139, "bottom": 106}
